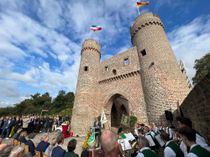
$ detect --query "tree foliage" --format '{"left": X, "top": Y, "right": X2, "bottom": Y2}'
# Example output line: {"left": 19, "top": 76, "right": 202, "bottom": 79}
{"left": 0, "top": 90, "right": 74, "bottom": 116}
{"left": 192, "top": 53, "right": 210, "bottom": 85}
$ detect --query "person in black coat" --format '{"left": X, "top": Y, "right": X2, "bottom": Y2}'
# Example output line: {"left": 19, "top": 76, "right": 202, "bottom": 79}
{"left": 81, "top": 149, "right": 89, "bottom": 157}
{"left": 27, "top": 119, "right": 35, "bottom": 134}
{"left": 0, "top": 117, "right": 4, "bottom": 135}
{"left": 1, "top": 117, "right": 8, "bottom": 138}
{"left": 51, "top": 134, "right": 66, "bottom": 157}
{"left": 14, "top": 117, "right": 23, "bottom": 132}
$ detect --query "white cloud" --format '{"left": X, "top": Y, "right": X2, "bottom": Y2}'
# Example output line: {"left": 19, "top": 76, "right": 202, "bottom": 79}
{"left": 37, "top": 0, "right": 64, "bottom": 29}
{"left": 0, "top": 10, "right": 81, "bottom": 105}
{"left": 169, "top": 15, "right": 210, "bottom": 79}
{"left": 0, "top": 80, "right": 21, "bottom": 107}
{"left": 0, "top": 11, "right": 82, "bottom": 62}
{"left": 0, "top": 41, "right": 26, "bottom": 59}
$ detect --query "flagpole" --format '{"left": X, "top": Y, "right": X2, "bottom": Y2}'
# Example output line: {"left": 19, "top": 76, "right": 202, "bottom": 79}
{"left": 137, "top": 7, "right": 140, "bottom": 15}
{"left": 136, "top": 0, "right": 141, "bottom": 16}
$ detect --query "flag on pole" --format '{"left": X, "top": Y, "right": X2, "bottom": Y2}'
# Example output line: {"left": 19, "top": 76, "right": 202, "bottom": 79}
{"left": 87, "top": 132, "right": 95, "bottom": 147}
{"left": 100, "top": 110, "right": 107, "bottom": 126}
{"left": 82, "top": 132, "right": 91, "bottom": 149}
{"left": 136, "top": 1, "right": 150, "bottom": 8}
{"left": 90, "top": 25, "right": 102, "bottom": 32}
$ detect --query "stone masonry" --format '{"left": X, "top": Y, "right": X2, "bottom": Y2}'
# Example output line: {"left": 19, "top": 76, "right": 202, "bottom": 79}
{"left": 71, "top": 12, "right": 191, "bottom": 135}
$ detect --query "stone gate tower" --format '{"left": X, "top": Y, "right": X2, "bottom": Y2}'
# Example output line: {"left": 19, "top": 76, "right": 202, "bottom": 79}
{"left": 130, "top": 13, "right": 190, "bottom": 123}
{"left": 71, "top": 12, "right": 191, "bottom": 135}
{"left": 71, "top": 40, "right": 101, "bottom": 134}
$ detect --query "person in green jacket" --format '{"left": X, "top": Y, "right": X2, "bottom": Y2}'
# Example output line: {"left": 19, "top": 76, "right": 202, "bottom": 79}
{"left": 160, "top": 131, "right": 184, "bottom": 157}
{"left": 178, "top": 127, "right": 210, "bottom": 157}
{"left": 65, "top": 139, "right": 79, "bottom": 157}
{"left": 136, "top": 136, "right": 158, "bottom": 157}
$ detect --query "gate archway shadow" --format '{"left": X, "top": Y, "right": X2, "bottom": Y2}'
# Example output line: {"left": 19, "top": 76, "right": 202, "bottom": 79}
{"left": 105, "top": 94, "right": 129, "bottom": 128}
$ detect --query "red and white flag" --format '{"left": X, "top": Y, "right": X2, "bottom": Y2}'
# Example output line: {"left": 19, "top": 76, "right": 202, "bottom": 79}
{"left": 90, "top": 25, "right": 102, "bottom": 32}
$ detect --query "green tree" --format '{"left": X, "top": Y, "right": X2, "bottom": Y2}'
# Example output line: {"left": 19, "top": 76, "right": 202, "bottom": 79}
{"left": 65, "top": 92, "right": 74, "bottom": 108}
{"left": 32, "top": 92, "right": 52, "bottom": 109}
{"left": 0, "top": 90, "right": 74, "bottom": 116}
{"left": 52, "top": 90, "right": 66, "bottom": 109}
{"left": 192, "top": 53, "right": 210, "bottom": 85}
{"left": 0, "top": 106, "right": 15, "bottom": 116}
{"left": 50, "top": 90, "right": 74, "bottom": 115}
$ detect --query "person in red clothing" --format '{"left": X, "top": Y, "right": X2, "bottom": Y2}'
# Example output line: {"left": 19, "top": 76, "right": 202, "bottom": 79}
{"left": 62, "top": 121, "right": 70, "bottom": 138}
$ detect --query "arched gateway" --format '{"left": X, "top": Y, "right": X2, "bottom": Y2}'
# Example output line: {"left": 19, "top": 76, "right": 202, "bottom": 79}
{"left": 71, "top": 12, "right": 191, "bottom": 135}
{"left": 104, "top": 94, "right": 129, "bottom": 128}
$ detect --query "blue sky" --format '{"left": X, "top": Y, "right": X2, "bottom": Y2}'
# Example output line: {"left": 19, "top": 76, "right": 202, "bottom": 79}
{"left": 0, "top": 0, "right": 210, "bottom": 107}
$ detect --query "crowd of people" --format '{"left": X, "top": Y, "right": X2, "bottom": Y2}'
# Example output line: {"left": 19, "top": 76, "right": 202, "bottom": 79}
{"left": 81, "top": 116, "right": 210, "bottom": 157}
{"left": 116, "top": 116, "right": 210, "bottom": 157}
{"left": 0, "top": 115, "right": 73, "bottom": 157}
{"left": 0, "top": 130, "right": 78, "bottom": 157}
{"left": 0, "top": 115, "right": 67, "bottom": 139}
{"left": 0, "top": 115, "right": 210, "bottom": 157}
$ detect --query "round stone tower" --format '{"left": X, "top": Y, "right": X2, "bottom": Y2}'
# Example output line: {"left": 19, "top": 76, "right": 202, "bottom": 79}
{"left": 130, "top": 13, "right": 190, "bottom": 124}
{"left": 71, "top": 39, "right": 101, "bottom": 135}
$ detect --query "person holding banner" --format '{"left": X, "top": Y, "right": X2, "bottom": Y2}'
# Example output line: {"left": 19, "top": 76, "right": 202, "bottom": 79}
{"left": 93, "top": 117, "right": 101, "bottom": 148}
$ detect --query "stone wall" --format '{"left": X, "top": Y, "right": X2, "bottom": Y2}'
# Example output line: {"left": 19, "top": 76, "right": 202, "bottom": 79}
{"left": 99, "top": 47, "right": 140, "bottom": 80}
{"left": 177, "top": 72, "right": 210, "bottom": 143}
{"left": 98, "top": 47, "right": 148, "bottom": 125}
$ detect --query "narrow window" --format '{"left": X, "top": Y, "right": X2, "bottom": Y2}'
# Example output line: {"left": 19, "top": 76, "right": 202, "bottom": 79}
{"left": 149, "top": 62, "right": 154, "bottom": 68}
{"left": 181, "top": 69, "right": 184, "bottom": 73}
{"left": 141, "top": 49, "right": 146, "bottom": 56}
{"left": 112, "top": 69, "right": 117, "bottom": 75}
{"left": 124, "top": 58, "right": 129, "bottom": 65}
{"left": 105, "top": 66, "right": 109, "bottom": 71}
{"left": 84, "top": 66, "right": 88, "bottom": 71}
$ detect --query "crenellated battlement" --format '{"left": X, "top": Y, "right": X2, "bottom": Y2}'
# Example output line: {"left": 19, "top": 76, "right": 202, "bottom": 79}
{"left": 130, "top": 12, "right": 164, "bottom": 43}
{"left": 131, "top": 20, "right": 164, "bottom": 39}
{"left": 81, "top": 39, "right": 101, "bottom": 55}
